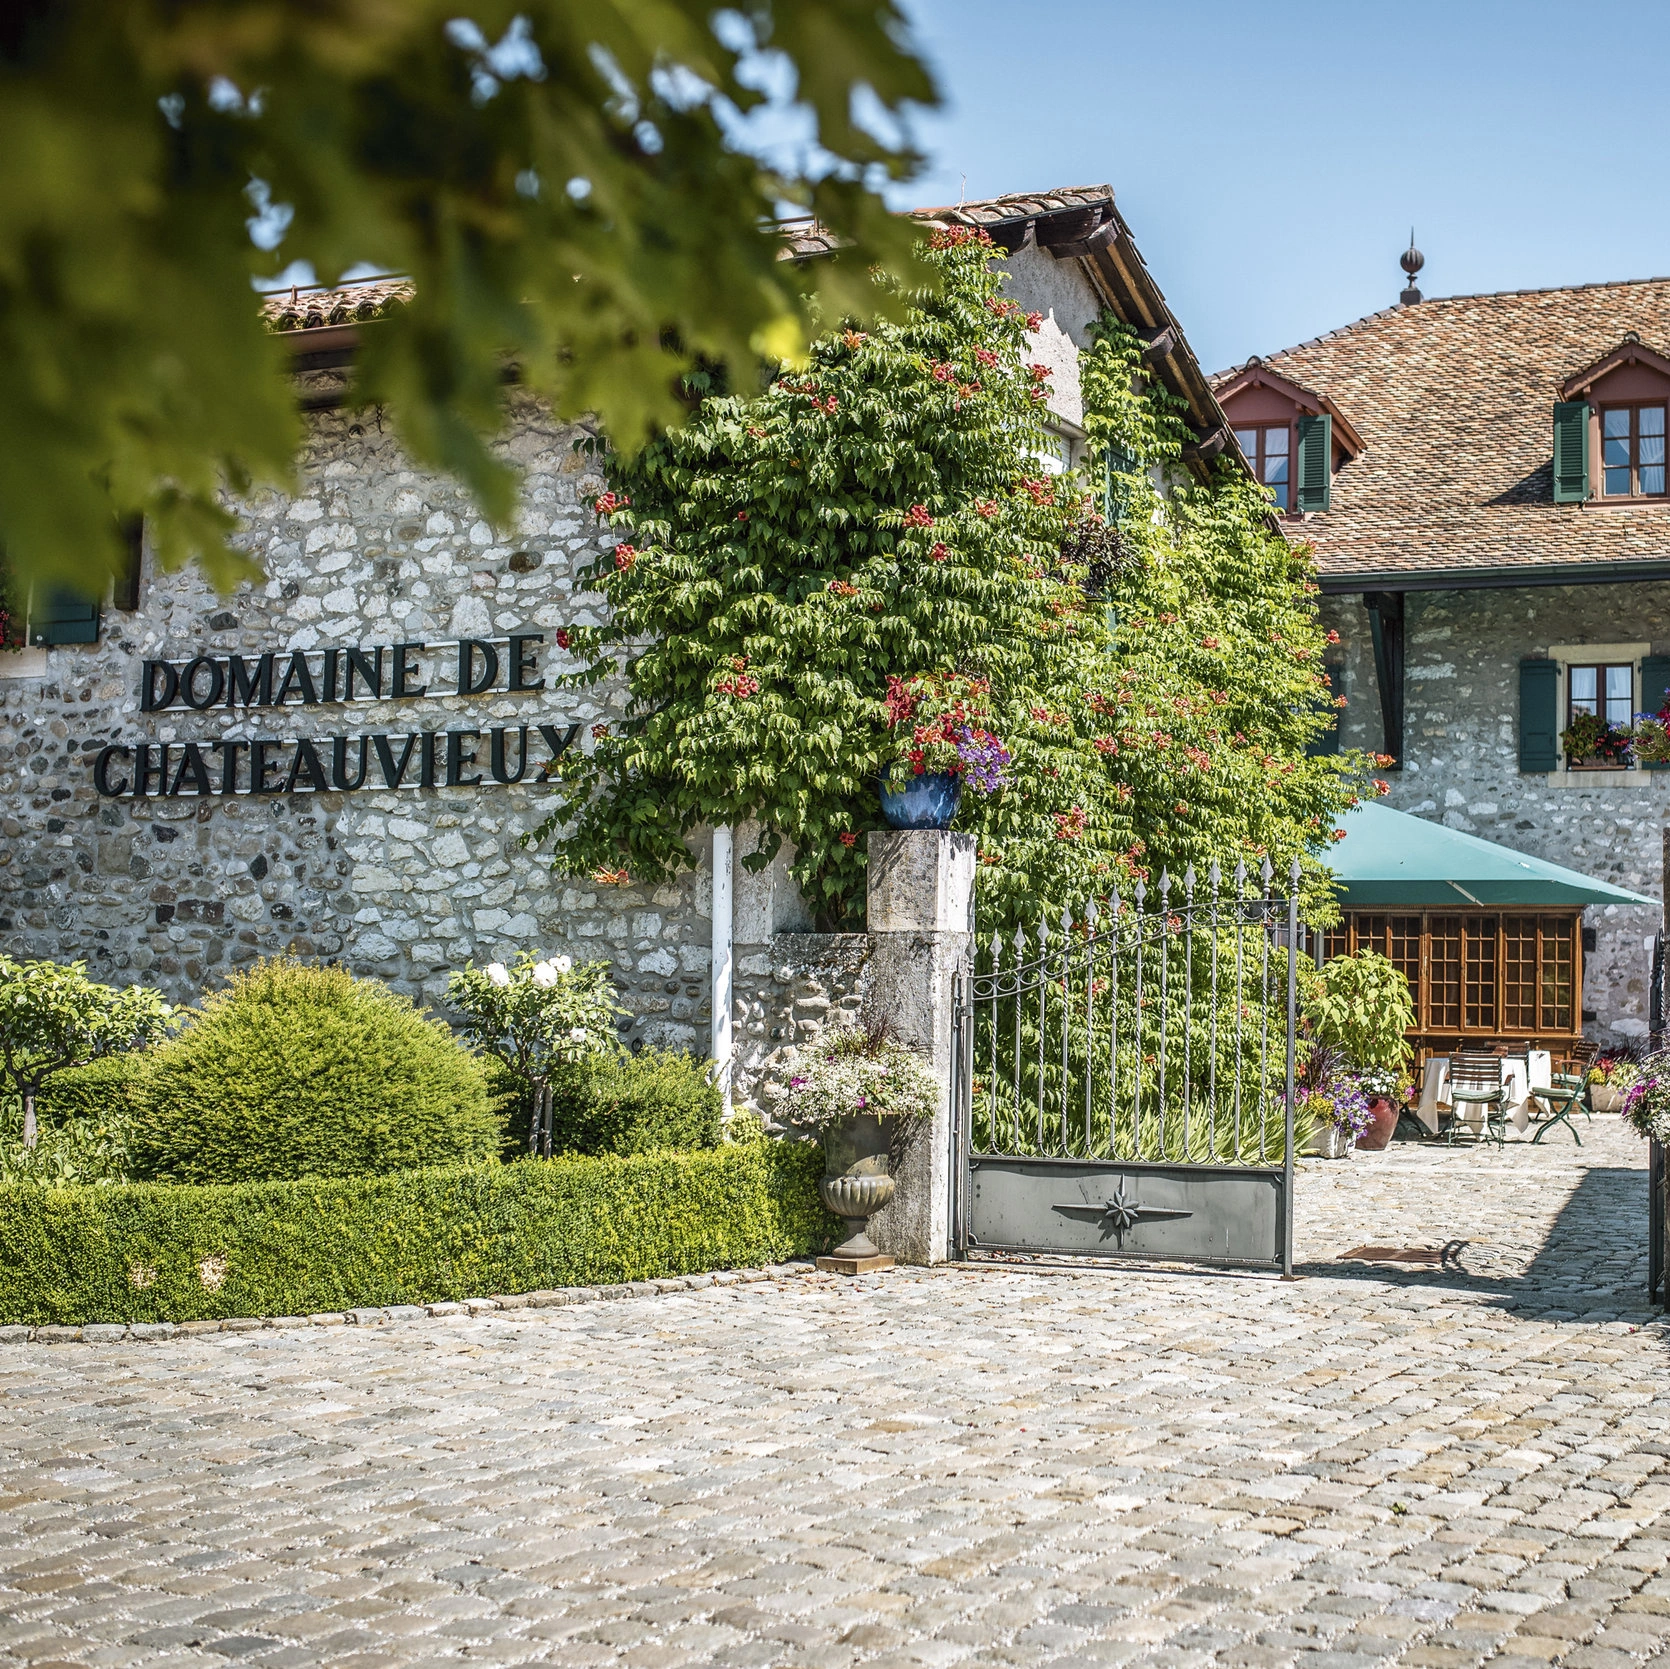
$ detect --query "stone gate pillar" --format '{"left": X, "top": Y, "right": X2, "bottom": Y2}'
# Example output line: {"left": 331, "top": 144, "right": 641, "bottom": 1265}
{"left": 863, "top": 829, "right": 975, "bottom": 1264}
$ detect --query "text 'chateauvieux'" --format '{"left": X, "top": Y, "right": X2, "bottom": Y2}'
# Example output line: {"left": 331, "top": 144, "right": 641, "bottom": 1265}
{"left": 94, "top": 634, "right": 578, "bottom": 799}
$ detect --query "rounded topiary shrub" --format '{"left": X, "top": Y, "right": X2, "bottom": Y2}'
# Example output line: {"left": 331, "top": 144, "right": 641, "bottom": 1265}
{"left": 133, "top": 960, "right": 500, "bottom": 1183}
{"left": 552, "top": 1050, "right": 723, "bottom": 1157}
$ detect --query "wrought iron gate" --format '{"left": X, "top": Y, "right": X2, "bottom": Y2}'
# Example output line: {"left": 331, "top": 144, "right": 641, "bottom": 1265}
{"left": 950, "top": 859, "right": 1303, "bottom": 1275}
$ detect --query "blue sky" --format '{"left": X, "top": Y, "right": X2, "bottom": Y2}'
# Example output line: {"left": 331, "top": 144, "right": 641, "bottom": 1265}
{"left": 888, "top": 0, "right": 1670, "bottom": 374}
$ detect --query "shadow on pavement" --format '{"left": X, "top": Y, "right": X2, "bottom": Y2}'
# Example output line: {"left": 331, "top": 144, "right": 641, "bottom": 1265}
{"left": 1300, "top": 1164, "right": 1657, "bottom": 1322}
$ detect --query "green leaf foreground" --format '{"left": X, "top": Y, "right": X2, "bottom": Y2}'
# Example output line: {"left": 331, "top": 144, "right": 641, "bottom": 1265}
{"left": 532, "top": 231, "right": 1382, "bottom": 930}
{"left": 0, "top": 1, "right": 937, "bottom": 599}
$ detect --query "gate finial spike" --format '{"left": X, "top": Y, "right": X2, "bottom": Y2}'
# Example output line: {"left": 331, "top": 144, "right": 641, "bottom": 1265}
{"left": 1014, "top": 923, "right": 1027, "bottom": 955}
{"left": 1037, "top": 916, "right": 1049, "bottom": 949}
{"left": 990, "top": 929, "right": 1004, "bottom": 967}
{"left": 1158, "top": 870, "right": 1170, "bottom": 902}
{"left": 1290, "top": 855, "right": 1303, "bottom": 886}
{"left": 1086, "top": 897, "right": 1099, "bottom": 928}
{"left": 1060, "top": 903, "right": 1073, "bottom": 936}
{"left": 1259, "top": 855, "right": 1274, "bottom": 892}
{"left": 1134, "top": 878, "right": 1146, "bottom": 909}
{"left": 1233, "top": 857, "right": 1247, "bottom": 893}
{"left": 1110, "top": 887, "right": 1121, "bottom": 917}
{"left": 1209, "top": 859, "right": 1221, "bottom": 892}
{"left": 1184, "top": 864, "right": 1196, "bottom": 896}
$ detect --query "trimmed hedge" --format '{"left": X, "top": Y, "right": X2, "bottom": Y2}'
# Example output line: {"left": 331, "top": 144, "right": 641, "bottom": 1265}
{"left": 554, "top": 1049, "right": 724, "bottom": 1156}
{"left": 0, "top": 1142, "right": 836, "bottom": 1326}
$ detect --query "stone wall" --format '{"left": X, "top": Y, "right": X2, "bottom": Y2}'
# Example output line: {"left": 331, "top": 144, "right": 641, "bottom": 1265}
{"left": 0, "top": 393, "right": 714, "bottom": 1052}
{"left": 731, "top": 934, "right": 872, "bottom": 1121}
{"left": 1323, "top": 580, "right": 1670, "bottom": 1044}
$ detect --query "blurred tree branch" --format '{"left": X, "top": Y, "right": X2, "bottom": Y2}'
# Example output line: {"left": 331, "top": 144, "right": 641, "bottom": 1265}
{"left": 0, "top": 0, "right": 937, "bottom": 598}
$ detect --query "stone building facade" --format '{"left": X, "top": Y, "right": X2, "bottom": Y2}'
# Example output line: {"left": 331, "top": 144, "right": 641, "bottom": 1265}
{"left": 1323, "top": 582, "right": 1670, "bottom": 1041}
{"left": 0, "top": 392, "right": 721, "bottom": 1053}
{"left": 0, "top": 182, "right": 1245, "bottom": 1109}
{"left": 1217, "top": 277, "right": 1670, "bottom": 1048}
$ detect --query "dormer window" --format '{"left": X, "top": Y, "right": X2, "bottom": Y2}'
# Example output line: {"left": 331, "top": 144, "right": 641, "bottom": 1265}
{"left": 1601, "top": 403, "right": 1666, "bottom": 497}
{"left": 1555, "top": 337, "right": 1670, "bottom": 502}
{"left": 1232, "top": 423, "right": 1290, "bottom": 509}
{"left": 1213, "top": 360, "right": 1364, "bottom": 516}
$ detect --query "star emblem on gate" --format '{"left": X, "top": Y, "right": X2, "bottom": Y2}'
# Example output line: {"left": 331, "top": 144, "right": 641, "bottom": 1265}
{"left": 1052, "top": 1179, "right": 1193, "bottom": 1247}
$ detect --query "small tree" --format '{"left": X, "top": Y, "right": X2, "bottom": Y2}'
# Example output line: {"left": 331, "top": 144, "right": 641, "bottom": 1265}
{"left": 1307, "top": 951, "right": 1415, "bottom": 1072}
{"left": 0, "top": 957, "right": 173, "bottom": 1148}
{"left": 446, "top": 952, "right": 626, "bottom": 1114}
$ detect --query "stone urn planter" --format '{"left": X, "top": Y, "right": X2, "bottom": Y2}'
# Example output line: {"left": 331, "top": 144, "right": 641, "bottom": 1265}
{"left": 879, "top": 770, "right": 961, "bottom": 830}
{"left": 1591, "top": 1084, "right": 1623, "bottom": 1113}
{"left": 1355, "top": 1096, "right": 1400, "bottom": 1151}
{"left": 817, "top": 1112, "right": 896, "bottom": 1275}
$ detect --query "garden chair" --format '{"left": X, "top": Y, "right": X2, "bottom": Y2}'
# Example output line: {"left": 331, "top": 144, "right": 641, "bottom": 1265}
{"left": 1446, "top": 1052, "right": 1507, "bottom": 1147}
{"left": 1562, "top": 1041, "right": 1600, "bottom": 1123}
{"left": 1530, "top": 1069, "right": 1586, "bottom": 1145}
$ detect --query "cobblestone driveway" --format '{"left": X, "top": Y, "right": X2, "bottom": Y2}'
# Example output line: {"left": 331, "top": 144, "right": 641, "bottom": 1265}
{"left": 4, "top": 1123, "right": 1667, "bottom": 1669}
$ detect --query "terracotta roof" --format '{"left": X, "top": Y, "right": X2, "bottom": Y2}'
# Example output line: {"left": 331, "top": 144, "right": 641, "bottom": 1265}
{"left": 259, "top": 274, "right": 414, "bottom": 332}
{"left": 1218, "top": 278, "right": 1670, "bottom": 590}
{"left": 261, "top": 187, "right": 1240, "bottom": 482}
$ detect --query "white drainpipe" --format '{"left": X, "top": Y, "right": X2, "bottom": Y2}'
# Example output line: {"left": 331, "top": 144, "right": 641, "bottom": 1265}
{"left": 712, "top": 824, "right": 734, "bottom": 1113}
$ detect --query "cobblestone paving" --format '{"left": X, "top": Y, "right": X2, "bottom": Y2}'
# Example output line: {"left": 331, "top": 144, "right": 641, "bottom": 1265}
{"left": 4, "top": 1121, "right": 1668, "bottom": 1669}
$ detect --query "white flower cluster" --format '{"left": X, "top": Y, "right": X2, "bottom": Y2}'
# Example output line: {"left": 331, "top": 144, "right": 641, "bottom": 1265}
{"left": 778, "top": 1026, "right": 939, "bottom": 1131}
{"left": 485, "top": 955, "right": 573, "bottom": 990}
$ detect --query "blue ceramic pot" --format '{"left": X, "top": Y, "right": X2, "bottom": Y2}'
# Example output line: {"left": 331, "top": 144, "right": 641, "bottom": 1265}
{"left": 879, "top": 769, "right": 962, "bottom": 830}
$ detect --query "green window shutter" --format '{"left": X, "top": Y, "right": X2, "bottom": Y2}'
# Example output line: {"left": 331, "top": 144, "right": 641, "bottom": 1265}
{"left": 1307, "top": 660, "right": 1344, "bottom": 756}
{"left": 1641, "top": 654, "right": 1670, "bottom": 770}
{"left": 112, "top": 515, "right": 143, "bottom": 612}
{"left": 1295, "top": 414, "right": 1332, "bottom": 512}
{"left": 1552, "top": 401, "right": 1590, "bottom": 502}
{"left": 29, "top": 584, "right": 101, "bottom": 646}
{"left": 1519, "top": 657, "right": 1559, "bottom": 772}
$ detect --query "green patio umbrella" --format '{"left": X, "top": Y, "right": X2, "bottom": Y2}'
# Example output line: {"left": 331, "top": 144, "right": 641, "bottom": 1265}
{"left": 1328, "top": 802, "right": 1659, "bottom": 909}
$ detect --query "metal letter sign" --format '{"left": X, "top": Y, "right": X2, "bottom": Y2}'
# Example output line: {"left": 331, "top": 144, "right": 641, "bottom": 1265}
{"left": 94, "top": 632, "right": 579, "bottom": 799}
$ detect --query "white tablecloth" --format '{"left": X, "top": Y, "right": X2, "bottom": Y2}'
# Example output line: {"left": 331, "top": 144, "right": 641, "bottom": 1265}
{"left": 1413, "top": 1051, "right": 1552, "bottom": 1137}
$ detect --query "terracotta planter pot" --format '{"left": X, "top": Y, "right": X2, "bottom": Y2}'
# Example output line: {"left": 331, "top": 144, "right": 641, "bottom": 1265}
{"left": 1355, "top": 1096, "right": 1399, "bottom": 1151}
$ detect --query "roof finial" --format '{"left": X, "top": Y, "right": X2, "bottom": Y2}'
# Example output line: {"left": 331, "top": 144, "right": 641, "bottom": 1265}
{"left": 1399, "top": 229, "right": 1424, "bottom": 306}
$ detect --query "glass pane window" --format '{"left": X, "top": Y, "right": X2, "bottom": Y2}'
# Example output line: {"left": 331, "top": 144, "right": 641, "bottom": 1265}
{"left": 1601, "top": 404, "right": 1668, "bottom": 496}
{"left": 1567, "top": 663, "right": 1634, "bottom": 755}
{"left": 1234, "top": 424, "right": 1291, "bottom": 510}
{"left": 1261, "top": 424, "right": 1289, "bottom": 509}
{"left": 1642, "top": 404, "right": 1666, "bottom": 495}
{"left": 1569, "top": 664, "right": 1597, "bottom": 716}
{"left": 1605, "top": 664, "right": 1633, "bottom": 725}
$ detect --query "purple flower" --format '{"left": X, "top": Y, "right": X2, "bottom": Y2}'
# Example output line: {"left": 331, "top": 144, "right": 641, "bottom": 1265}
{"left": 954, "top": 726, "right": 1011, "bottom": 795}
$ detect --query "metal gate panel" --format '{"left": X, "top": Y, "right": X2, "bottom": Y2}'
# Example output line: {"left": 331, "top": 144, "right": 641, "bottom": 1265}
{"left": 950, "top": 858, "right": 1304, "bottom": 1276}
{"left": 966, "top": 1155, "right": 1286, "bottom": 1268}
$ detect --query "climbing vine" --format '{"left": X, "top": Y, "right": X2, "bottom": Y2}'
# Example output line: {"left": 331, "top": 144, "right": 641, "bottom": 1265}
{"left": 532, "top": 236, "right": 1381, "bottom": 931}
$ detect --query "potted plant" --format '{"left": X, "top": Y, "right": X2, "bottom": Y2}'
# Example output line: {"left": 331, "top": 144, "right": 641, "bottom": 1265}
{"left": 778, "top": 1020, "right": 940, "bottom": 1271}
{"left": 1588, "top": 1054, "right": 1640, "bottom": 1113}
{"left": 1632, "top": 701, "right": 1670, "bottom": 765}
{"left": 1561, "top": 710, "right": 1634, "bottom": 770}
{"left": 879, "top": 673, "right": 1010, "bottom": 830}
{"left": 1294, "top": 1043, "right": 1371, "bottom": 1158}
{"left": 1306, "top": 949, "right": 1415, "bottom": 1150}
{"left": 1622, "top": 1052, "right": 1669, "bottom": 1139}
